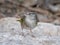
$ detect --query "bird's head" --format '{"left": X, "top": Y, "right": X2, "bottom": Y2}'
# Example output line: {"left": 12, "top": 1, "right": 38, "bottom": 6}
{"left": 24, "top": 12, "right": 37, "bottom": 20}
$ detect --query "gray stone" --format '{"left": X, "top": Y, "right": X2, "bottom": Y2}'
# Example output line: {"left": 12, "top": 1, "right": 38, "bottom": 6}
{"left": 0, "top": 18, "right": 60, "bottom": 45}
{"left": 0, "top": 17, "right": 23, "bottom": 45}
{"left": 32, "top": 22, "right": 58, "bottom": 36}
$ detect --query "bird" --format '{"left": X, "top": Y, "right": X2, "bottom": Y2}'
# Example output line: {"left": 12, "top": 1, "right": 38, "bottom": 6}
{"left": 17, "top": 12, "right": 37, "bottom": 33}
{"left": 24, "top": 12, "right": 37, "bottom": 31}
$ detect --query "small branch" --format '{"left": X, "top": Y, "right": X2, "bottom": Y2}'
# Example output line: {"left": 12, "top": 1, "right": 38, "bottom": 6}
{"left": 54, "top": 12, "right": 60, "bottom": 18}
{"left": 55, "top": 13, "right": 60, "bottom": 16}
{"left": 19, "top": 4, "right": 52, "bottom": 15}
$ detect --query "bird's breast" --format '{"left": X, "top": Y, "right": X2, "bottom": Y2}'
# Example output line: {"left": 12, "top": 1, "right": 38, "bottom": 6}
{"left": 25, "top": 18, "right": 37, "bottom": 28}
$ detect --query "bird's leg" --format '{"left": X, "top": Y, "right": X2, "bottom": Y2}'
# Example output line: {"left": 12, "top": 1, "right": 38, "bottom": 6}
{"left": 30, "top": 28, "right": 35, "bottom": 38}
{"left": 30, "top": 28, "right": 32, "bottom": 33}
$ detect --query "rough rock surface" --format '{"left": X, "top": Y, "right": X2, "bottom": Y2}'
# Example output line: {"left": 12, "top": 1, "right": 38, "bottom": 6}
{"left": 0, "top": 17, "right": 60, "bottom": 45}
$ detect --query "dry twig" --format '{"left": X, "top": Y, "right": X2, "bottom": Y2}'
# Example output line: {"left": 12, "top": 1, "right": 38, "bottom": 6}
{"left": 19, "top": 4, "right": 52, "bottom": 15}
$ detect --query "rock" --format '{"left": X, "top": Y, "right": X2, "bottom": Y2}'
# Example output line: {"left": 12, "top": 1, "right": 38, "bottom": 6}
{"left": 56, "top": 26, "right": 60, "bottom": 36}
{"left": 32, "top": 22, "right": 58, "bottom": 37}
{"left": 0, "top": 0, "right": 20, "bottom": 17}
{"left": 0, "top": 0, "right": 5, "bottom": 3}
{"left": 0, "top": 4, "right": 17, "bottom": 17}
{"left": 48, "top": 4, "right": 60, "bottom": 12}
{"left": 0, "top": 17, "right": 22, "bottom": 34}
{"left": 37, "top": 14, "right": 48, "bottom": 22}
{"left": 31, "top": 22, "right": 60, "bottom": 45}
{"left": 0, "top": 18, "right": 60, "bottom": 45}
{"left": 23, "top": 0, "right": 37, "bottom": 7}
{"left": 52, "top": 19, "right": 60, "bottom": 25}
{"left": 37, "top": 14, "right": 53, "bottom": 22}
{"left": 0, "top": 17, "right": 24, "bottom": 45}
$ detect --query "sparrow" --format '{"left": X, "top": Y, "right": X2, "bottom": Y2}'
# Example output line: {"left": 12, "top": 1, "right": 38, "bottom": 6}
{"left": 17, "top": 12, "right": 37, "bottom": 33}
